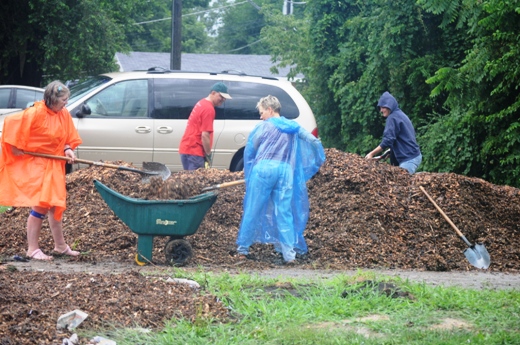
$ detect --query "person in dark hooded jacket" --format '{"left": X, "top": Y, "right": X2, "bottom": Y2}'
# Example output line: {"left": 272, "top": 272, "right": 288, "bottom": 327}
{"left": 365, "top": 91, "right": 422, "bottom": 174}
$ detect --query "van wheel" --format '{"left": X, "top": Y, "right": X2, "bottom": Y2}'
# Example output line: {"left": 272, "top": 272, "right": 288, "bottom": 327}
{"left": 231, "top": 157, "right": 244, "bottom": 172}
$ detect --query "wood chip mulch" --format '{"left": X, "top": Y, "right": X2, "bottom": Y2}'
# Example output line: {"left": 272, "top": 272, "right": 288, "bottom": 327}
{"left": 1, "top": 147, "right": 519, "bottom": 344}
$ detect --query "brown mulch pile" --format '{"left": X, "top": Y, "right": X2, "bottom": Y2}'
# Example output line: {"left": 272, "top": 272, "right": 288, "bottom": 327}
{"left": 0, "top": 270, "right": 228, "bottom": 344}
{"left": 1, "top": 148, "right": 519, "bottom": 344}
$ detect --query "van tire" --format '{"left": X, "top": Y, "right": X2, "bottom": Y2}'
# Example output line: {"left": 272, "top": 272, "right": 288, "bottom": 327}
{"left": 231, "top": 157, "right": 244, "bottom": 172}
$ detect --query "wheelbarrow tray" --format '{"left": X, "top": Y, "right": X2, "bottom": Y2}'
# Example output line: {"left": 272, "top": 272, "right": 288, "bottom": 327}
{"left": 94, "top": 180, "right": 217, "bottom": 236}
{"left": 94, "top": 180, "right": 217, "bottom": 265}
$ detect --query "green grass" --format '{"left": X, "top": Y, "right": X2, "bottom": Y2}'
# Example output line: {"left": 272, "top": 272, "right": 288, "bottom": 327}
{"left": 82, "top": 269, "right": 520, "bottom": 345}
{"left": 0, "top": 205, "right": 10, "bottom": 213}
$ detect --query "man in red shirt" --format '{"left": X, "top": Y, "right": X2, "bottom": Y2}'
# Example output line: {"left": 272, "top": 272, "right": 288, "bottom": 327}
{"left": 179, "top": 82, "right": 232, "bottom": 170}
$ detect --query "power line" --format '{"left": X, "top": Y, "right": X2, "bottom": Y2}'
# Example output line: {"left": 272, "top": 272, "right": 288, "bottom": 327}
{"left": 226, "top": 37, "right": 266, "bottom": 52}
{"left": 134, "top": 1, "right": 249, "bottom": 25}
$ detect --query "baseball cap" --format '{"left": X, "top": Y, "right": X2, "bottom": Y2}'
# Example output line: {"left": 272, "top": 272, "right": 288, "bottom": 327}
{"left": 210, "top": 82, "right": 232, "bottom": 99}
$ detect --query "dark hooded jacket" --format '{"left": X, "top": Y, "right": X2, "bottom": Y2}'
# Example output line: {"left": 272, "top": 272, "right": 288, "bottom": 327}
{"left": 377, "top": 92, "right": 421, "bottom": 164}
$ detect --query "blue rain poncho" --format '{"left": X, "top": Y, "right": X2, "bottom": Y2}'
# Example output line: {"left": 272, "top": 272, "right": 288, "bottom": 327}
{"left": 236, "top": 117, "right": 325, "bottom": 261}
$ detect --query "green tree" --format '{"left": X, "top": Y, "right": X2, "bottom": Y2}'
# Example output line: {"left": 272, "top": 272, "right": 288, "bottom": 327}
{"left": 214, "top": 0, "right": 300, "bottom": 54}
{"left": 0, "top": 0, "right": 44, "bottom": 85}
{"left": 0, "top": 0, "right": 136, "bottom": 86}
{"left": 418, "top": 0, "right": 520, "bottom": 186}
{"left": 302, "top": 0, "right": 466, "bottom": 155}
{"left": 0, "top": 0, "right": 212, "bottom": 86}
{"left": 125, "top": 0, "right": 211, "bottom": 53}
{"left": 260, "top": 4, "right": 311, "bottom": 80}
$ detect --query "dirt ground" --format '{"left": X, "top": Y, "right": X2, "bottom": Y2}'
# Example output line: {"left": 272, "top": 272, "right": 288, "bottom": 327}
{"left": 2, "top": 258, "right": 518, "bottom": 345}
{"left": 7, "top": 258, "right": 520, "bottom": 290}
{"left": 1, "top": 148, "right": 519, "bottom": 344}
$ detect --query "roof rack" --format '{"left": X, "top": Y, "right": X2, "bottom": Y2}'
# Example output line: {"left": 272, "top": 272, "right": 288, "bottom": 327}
{"left": 146, "top": 66, "right": 171, "bottom": 73}
{"left": 144, "top": 66, "right": 279, "bottom": 80}
{"left": 220, "top": 69, "right": 246, "bottom": 76}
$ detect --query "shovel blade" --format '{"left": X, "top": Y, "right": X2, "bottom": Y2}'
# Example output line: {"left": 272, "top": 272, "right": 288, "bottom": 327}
{"left": 142, "top": 162, "right": 171, "bottom": 181}
{"left": 463, "top": 243, "right": 491, "bottom": 269}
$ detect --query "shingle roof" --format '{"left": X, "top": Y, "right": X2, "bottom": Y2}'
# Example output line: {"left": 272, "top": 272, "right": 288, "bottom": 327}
{"left": 115, "top": 52, "right": 301, "bottom": 79}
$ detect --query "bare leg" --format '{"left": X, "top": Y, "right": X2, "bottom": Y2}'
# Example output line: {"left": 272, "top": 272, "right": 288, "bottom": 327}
{"left": 27, "top": 206, "right": 53, "bottom": 260}
{"left": 27, "top": 213, "right": 44, "bottom": 254}
{"left": 49, "top": 208, "right": 79, "bottom": 256}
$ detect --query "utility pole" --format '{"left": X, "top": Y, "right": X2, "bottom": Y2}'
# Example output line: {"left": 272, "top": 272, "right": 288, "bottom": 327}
{"left": 283, "top": 0, "right": 293, "bottom": 15}
{"left": 170, "top": 0, "right": 182, "bottom": 70}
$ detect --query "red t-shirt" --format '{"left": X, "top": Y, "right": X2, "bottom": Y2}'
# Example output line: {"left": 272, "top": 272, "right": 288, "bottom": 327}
{"left": 179, "top": 98, "right": 215, "bottom": 156}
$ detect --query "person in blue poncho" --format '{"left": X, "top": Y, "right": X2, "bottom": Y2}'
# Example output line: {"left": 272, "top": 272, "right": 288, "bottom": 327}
{"left": 236, "top": 95, "right": 325, "bottom": 264}
{"left": 365, "top": 91, "right": 422, "bottom": 174}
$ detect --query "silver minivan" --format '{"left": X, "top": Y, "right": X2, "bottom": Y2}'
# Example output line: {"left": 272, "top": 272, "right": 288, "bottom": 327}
{"left": 2, "top": 69, "right": 319, "bottom": 172}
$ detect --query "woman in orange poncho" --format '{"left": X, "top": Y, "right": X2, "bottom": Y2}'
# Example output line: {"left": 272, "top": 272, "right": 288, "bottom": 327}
{"left": 0, "top": 81, "right": 82, "bottom": 261}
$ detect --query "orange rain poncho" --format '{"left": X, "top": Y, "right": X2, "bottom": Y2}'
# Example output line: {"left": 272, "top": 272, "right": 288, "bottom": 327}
{"left": 0, "top": 101, "right": 82, "bottom": 220}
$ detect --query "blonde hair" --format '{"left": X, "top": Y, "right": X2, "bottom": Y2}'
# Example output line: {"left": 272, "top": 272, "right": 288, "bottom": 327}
{"left": 44, "top": 80, "right": 69, "bottom": 108}
{"left": 256, "top": 95, "right": 281, "bottom": 113}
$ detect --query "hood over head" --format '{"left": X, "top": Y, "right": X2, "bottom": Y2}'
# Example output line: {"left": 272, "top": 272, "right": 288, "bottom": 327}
{"left": 377, "top": 91, "right": 399, "bottom": 113}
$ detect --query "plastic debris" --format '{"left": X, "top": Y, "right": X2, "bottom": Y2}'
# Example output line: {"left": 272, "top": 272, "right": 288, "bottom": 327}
{"left": 13, "top": 255, "right": 28, "bottom": 262}
{"left": 62, "top": 333, "right": 79, "bottom": 345}
{"left": 131, "top": 327, "right": 151, "bottom": 333}
{"left": 90, "top": 336, "right": 116, "bottom": 345}
{"left": 166, "top": 277, "right": 200, "bottom": 289}
{"left": 57, "top": 309, "right": 88, "bottom": 330}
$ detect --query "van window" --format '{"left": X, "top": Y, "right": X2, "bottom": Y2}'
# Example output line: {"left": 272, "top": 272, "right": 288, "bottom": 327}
{"left": 69, "top": 76, "right": 111, "bottom": 105}
{"left": 151, "top": 79, "right": 299, "bottom": 120}
{"left": 85, "top": 79, "right": 148, "bottom": 117}
{"left": 152, "top": 79, "right": 214, "bottom": 119}
{"left": 223, "top": 81, "right": 299, "bottom": 120}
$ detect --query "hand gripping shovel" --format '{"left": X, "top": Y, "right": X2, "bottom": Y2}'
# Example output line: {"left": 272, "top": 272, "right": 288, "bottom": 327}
{"left": 201, "top": 179, "right": 245, "bottom": 192}
{"left": 419, "top": 186, "right": 491, "bottom": 269}
{"left": 25, "top": 152, "right": 171, "bottom": 181}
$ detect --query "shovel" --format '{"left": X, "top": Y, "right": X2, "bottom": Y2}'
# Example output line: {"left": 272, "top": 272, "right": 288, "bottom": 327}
{"left": 419, "top": 186, "right": 491, "bottom": 269}
{"left": 202, "top": 179, "right": 245, "bottom": 192}
{"left": 24, "top": 152, "right": 171, "bottom": 181}
{"left": 373, "top": 148, "right": 391, "bottom": 160}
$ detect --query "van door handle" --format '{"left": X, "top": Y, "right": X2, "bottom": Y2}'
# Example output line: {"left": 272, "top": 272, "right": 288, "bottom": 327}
{"left": 135, "top": 126, "right": 152, "bottom": 133}
{"left": 157, "top": 126, "right": 173, "bottom": 134}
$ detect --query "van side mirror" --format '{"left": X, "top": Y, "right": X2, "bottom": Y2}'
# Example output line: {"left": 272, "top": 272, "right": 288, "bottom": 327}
{"left": 75, "top": 104, "right": 91, "bottom": 118}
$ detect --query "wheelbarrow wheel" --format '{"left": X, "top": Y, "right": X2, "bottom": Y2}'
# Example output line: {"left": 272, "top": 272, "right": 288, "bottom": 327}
{"left": 164, "top": 239, "right": 193, "bottom": 266}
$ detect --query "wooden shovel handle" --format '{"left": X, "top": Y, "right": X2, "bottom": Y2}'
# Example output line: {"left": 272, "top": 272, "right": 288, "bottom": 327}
{"left": 419, "top": 186, "right": 465, "bottom": 238}
{"left": 25, "top": 151, "right": 123, "bottom": 169}
{"left": 203, "top": 179, "right": 245, "bottom": 191}
{"left": 218, "top": 179, "right": 245, "bottom": 188}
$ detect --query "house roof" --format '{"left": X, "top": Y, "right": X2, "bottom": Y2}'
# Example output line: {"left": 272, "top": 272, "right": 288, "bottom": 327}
{"left": 115, "top": 52, "right": 301, "bottom": 79}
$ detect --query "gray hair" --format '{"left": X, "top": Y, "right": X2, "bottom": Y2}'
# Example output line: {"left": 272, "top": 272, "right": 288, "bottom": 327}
{"left": 256, "top": 95, "right": 281, "bottom": 113}
{"left": 44, "top": 80, "right": 69, "bottom": 108}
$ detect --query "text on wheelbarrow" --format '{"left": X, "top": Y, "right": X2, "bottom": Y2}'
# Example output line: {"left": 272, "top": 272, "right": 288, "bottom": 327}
{"left": 156, "top": 219, "right": 178, "bottom": 226}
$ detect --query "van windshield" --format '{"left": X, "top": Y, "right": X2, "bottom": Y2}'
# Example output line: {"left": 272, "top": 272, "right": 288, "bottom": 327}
{"left": 69, "top": 76, "right": 112, "bottom": 104}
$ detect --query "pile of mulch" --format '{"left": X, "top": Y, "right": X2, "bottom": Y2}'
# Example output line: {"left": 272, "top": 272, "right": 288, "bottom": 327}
{"left": 0, "top": 270, "right": 229, "bottom": 344}
{"left": 1, "top": 147, "right": 519, "bottom": 344}
{"left": 4, "top": 147, "right": 508, "bottom": 272}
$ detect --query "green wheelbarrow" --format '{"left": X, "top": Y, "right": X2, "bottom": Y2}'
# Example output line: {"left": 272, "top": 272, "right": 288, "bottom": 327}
{"left": 94, "top": 180, "right": 217, "bottom": 266}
